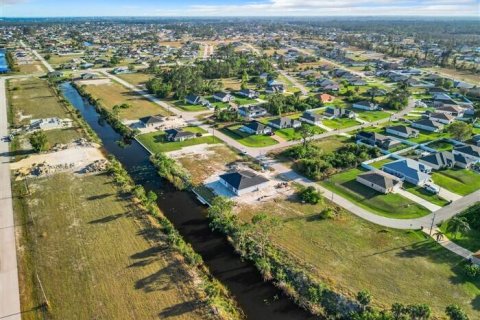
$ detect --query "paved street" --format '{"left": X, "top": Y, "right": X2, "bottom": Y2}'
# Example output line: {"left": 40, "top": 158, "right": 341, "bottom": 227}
{"left": 0, "top": 78, "right": 21, "bottom": 320}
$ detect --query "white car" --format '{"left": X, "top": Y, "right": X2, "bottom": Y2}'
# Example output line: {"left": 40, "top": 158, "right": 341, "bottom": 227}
{"left": 424, "top": 183, "right": 440, "bottom": 194}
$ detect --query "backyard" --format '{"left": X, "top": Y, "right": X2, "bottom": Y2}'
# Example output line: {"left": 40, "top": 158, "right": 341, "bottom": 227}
{"left": 237, "top": 198, "right": 480, "bottom": 318}
{"left": 320, "top": 168, "right": 431, "bottom": 219}
{"left": 13, "top": 173, "right": 207, "bottom": 320}
{"left": 81, "top": 81, "right": 171, "bottom": 120}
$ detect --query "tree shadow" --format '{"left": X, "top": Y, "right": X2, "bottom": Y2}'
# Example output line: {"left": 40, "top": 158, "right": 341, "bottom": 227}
{"left": 158, "top": 300, "right": 201, "bottom": 318}
{"left": 134, "top": 262, "right": 177, "bottom": 292}
{"left": 86, "top": 193, "right": 113, "bottom": 201}
{"left": 88, "top": 212, "right": 125, "bottom": 224}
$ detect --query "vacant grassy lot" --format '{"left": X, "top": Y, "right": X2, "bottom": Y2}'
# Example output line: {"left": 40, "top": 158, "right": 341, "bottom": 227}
{"left": 17, "top": 61, "right": 45, "bottom": 74}
{"left": 353, "top": 109, "right": 391, "bottom": 122}
{"left": 8, "top": 77, "right": 72, "bottom": 125}
{"left": 48, "top": 53, "right": 84, "bottom": 67}
{"left": 237, "top": 198, "right": 480, "bottom": 318}
{"left": 13, "top": 173, "right": 207, "bottom": 320}
{"left": 176, "top": 145, "right": 241, "bottom": 185}
{"left": 220, "top": 125, "right": 278, "bottom": 147}
{"left": 275, "top": 125, "right": 324, "bottom": 141}
{"left": 116, "top": 72, "right": 152, "bottom": 87}
{"left": 137, "top": 128, "right": 222, "bottom": 153}
{"left": 173, "top": 100, "right": 208, "bottom": 112}
{"left": 81, "top": 81, "right": 171, "bottom": 120}
{"left": 322, "top": 117, "right": 360, "bottom": 129}
{"left": 432, "top": 168, "right": 480, "bottom": 195}
{"left": 7, "top": 77, "right": 84, "bottom": 148}
{"left": 321, "top": 168, "right": 431, "bottom": 219}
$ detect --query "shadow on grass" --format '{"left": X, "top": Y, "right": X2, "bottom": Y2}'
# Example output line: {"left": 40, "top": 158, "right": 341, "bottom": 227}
{"left": 86, "top": 193, "right": 113, "bottom": 201}
{"left": 88, "top": 212, "right": 125, "bottom": 224}
{"left": 134, "top": 262, "right": 178, "bottom": 292}
{"left": 158, "top": 300, "right": 201, "bottom": 318}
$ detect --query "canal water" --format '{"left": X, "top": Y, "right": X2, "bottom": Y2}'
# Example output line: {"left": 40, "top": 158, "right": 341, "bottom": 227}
{"left": 60, "top": 82, "right": 316, "bottom": 320}
{"left": 0, "top": 49, "right": 10, "bottom": 73}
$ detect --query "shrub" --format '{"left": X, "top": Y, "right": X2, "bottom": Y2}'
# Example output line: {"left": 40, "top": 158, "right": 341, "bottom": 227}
{"left": 298, "top": 186, "right": 322, "bottom": 204}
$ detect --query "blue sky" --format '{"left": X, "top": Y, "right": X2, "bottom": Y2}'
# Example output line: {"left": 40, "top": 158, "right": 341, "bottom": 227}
{"left": 1, "top": 0, "right": 479, "bottom": 17}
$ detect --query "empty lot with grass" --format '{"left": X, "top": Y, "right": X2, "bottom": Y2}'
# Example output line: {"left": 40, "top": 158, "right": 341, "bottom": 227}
{"left": 322, "top": 117, "right": 360, "bottom": 129}
{"left": 81, "top": 81, "right": 171, "bottom": 120}
{"left": 238, "top": 198, "right": 480, "bottom": 318}
{"left": 320, "top": 168, "right": 431, "bottom": 219}
{"left": 14, "top": 173, "right": 208, "bottom": 320}
{"left": 432, "top": 168, "right": 480, "bottom": 196}
{"left": 116, "top": 72, "right": 152, "bottom": 87}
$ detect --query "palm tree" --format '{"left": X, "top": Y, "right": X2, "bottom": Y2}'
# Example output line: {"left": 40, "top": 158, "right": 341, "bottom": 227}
{"left": 433, "top": 230, "right": 444, "bottom": 242}
{"left": 446, "top": 217, "right": 470, "bottom": 239}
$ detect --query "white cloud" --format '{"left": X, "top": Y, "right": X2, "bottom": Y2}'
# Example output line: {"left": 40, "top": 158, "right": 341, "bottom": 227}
{"left": 176, "top": 0, "right": 479, "bottom": 16}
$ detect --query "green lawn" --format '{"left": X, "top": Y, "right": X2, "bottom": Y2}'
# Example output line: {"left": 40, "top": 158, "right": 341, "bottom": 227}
{"left": 322, "top": 118, "right": 360, "bottom": 129}
{"left": 137, "top": 127, "right": 222, "bottom": 153}
{"left": 409, "top": 130, "right": 450, "bottom": 144}
{"left": 427, "top": 140, "right": 454, "bottom": 151}
{"left": 320, "top": 168, "right": 431, "bottom": 219}
{"left": 403, "top": 182, "right": 450, "bottom": 207}
{"left": 238, "top": 199, "right": 480, "bottom": 318}
{"left": 369, "top": 158, "right": 393, "bottom": 169}
{"left": 13, "top": 173, "right": 207, "bottom": 320}
{"left": 43, "top": 128, "right": 84, "bottom": 147}
{"left": 432, "top": 169, "right": 480, "bottom": 196}
{"left": 232, "top": 95, "right": 258, "bottom": 105}
{"left": 173, "top": 100, "right": 208, "bottom": 112}
{"left": 220, "top": 125, "right": 278, "bottom": 148}
{"left": 275, "top": 125, "right": 324, "bottom": 141}
{"left": 353, "top": 110, "right": 391, "bottom": 122}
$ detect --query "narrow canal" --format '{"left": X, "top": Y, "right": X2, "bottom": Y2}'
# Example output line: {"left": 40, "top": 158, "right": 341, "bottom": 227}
{"left": 60, "top": 82, "right": 316, "bottom": 320}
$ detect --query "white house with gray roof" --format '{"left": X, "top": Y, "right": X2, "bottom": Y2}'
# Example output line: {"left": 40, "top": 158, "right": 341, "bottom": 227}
{"left": 219, "top": 170, "right": 270, "bottom": 196}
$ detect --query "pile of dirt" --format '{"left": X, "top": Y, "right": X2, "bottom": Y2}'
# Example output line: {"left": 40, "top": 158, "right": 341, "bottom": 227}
{"left": 81, "top": 159, "right": 109, "bottom": 174}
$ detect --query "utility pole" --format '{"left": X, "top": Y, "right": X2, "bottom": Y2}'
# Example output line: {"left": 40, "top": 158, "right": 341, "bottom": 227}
{"left": 429, "top": 212, "right": 437, "bottom": 236}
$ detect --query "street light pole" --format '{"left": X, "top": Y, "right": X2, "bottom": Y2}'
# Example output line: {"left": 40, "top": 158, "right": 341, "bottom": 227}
{"left": 429, "top": 212, "right": 437, "bottom": 236}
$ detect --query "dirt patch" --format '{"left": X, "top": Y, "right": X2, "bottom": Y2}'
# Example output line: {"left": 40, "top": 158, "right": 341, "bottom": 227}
{"left": 75, "top": 78, "right": 111, "bottom": 86}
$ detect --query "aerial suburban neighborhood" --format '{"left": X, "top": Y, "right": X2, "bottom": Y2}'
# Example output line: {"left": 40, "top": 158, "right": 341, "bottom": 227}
{"left": 0, "top": 2, "right": 479, "bottom": 320}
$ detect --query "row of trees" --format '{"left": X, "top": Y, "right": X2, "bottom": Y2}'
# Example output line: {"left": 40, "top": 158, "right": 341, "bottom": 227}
{"left": 150, "top": 153, "right": 192, "bottom": 190}
{"left": 266, "top": 92, "right": 323, "bottom": 116}
{"left": 286, "top": 143, "right": 381, "bottom": 180}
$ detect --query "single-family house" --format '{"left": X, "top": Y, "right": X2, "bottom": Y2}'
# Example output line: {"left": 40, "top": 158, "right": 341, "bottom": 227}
{"left": 213, "top": 92, "right": 235, "bottom": 102}
{"left": 429, "top": 112, "right": 455, "bottom": 125}
{"left": 238, "top": 105, "right": 267, "bottom": 118}
{"left": 164, "top": 128, "right": 196, "bottom": 142}
{"left": 185, "top": 94, "right": 205, "bottom": 105}
{"left": 316, "top": 78, "right": 339, "bottom": 91}
{"left": 352, "top": 101, "right": 378, "bottom": 111}
{"left": 47, "top": 71, "right": 64, "bottom": 78}
{"left": 452, "top": 145, "right": 480, "bottom": 163}
{"left": 356, "top": 171, "right": 402, "bottom": 194}
{"left": 139, "top": 115, "right": 165, "bottom": 128}
{"left": 418, "top": 151, "right": 455, "bottom": 170}
{"left": 265, "top": 84, "right": 285, "bottom": 94}
{"left": 219, "top": 170, "right": 270, "bottom": 196}
{"left": 356, "top": 131, "right": 401, "bottom": 150}
{"left": 435, "top": 105, "right": 465, "bottom": 118}
{"left": 299, "top": 111, "right": 322, "bottom": 126}
{"left": 269, "top": 117, "right": 301, "bottom": 129}
{"left": 80, "top": 72, "right": 98, "bottom": 80}
{"left": 316, "top": 93, "right": 335, "bottom": 104}
{"left": 453, "top": 153, "right": 475, "bottom": 169}
{"left": 472, "top": 134, "right": 480, "bottom": 147}
{"left": 240, "top": 121, "right": 272, "bottom": 135}
{"left": 323, "top": 107, "right": 355, "bottom": 119}
{"left": 411, "top": 119, "right": 444, "bottom": 132}
{"left": 237, "top": 89, "right": 259, "bottom": 99}
{"left": 382, "top": 158, "right": 432, "bottom": 186}
{"left": 385, "top": 125, "right": 419, "bottom": 138}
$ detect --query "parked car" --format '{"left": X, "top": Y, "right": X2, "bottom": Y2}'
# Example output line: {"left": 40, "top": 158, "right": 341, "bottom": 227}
{"left": 424, "top": 183, "right": 440, "bottom": 194}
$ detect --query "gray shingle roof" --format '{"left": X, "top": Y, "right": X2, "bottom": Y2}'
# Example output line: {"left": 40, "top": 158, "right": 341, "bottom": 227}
{"left": 220, "top": 170, "right": 269, "bottom": 190}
